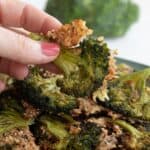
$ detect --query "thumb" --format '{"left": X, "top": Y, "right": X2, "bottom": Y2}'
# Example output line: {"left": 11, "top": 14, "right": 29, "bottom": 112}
{"left": 0, "top": 27, "right": 60, "bottom": 64}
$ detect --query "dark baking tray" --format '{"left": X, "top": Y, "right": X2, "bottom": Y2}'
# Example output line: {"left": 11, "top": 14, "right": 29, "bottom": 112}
{"left": 116, "top": 57, "right": 149, "bottom": 70}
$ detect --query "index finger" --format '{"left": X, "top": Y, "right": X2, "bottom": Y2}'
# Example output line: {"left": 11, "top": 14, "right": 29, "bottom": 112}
{"left": 0, "top": 0, "right": 62, "bottom": 33}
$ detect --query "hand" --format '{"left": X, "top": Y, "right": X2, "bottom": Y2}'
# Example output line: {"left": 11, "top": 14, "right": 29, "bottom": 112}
{"left": 0, "top": 0, "right": 62, "bottom": 91}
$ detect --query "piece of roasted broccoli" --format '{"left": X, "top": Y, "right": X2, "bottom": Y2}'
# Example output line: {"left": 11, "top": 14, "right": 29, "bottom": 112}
{"left": 54, "top": 38, "right": 110, "bottom": 97}
{"left": 31, "top": 115, "right": 101, "bottom": 150}
{"left": 45, "top": 0, "right": 139, "bottom": 37}
{"left": 15, "top": 68, "right": 77, "bottom": 114}
{"left": 97, "top": 68, "right": 150, "bottom": 120}
{"left": 0, "top": 109, "right": 32, "bottom": 135}
{"left": 30, "top": 29, "right": 110, "bottom": 97}
{"left": 32, "top": 116, "right": 70, "bottom": 150}
{"left": 114, "top": 120, "right": 150, "bottom": 149}
{"left": 0, "top": 106, "right": 37, "bottom": 149}
{"left": 67, "top": 122, "right": 101, "bottom": 150}
{"left": 0, "top": 94, "right": 24, "bottom": 114}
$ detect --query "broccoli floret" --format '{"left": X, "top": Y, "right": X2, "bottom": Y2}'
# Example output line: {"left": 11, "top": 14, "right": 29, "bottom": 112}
{"left": 0, "top": 109, "right": 32, "bottom": 135}
{"left": 15, "top": 68, "right": 77, "bottom": 114}
{"left": 115, "top": 120, "right": 150, "bottom": 149}
{"left": 54, "top": 38, "right": 110, "bottom": 97}
{"left": 32, "top": 115, "right": 101, "bottom": 150}
{"left": 32, "top": 115, "right": 74, "bottom": 149}
{"left": 0, "top": 102, "right": 36, "bottom": 149}
{"left": 97, "top": 68, "right": 150, "bottom": 120}
{"left": 33, "top": 116, "right": 70, "bottom": 150}
{"left": 0, "top": 93, "right": 24, "bottom": 113}
{"left": 67, "top": 122, "right": 101, "bottom": 150}
{"left": 19, "top": 35, "right": 110, "bottom": 100}
{"left": 30, "top": 23, "right": 110, "bottom": 97}
{"left": 45, "top": 0, "right": 139, "bottom": 37}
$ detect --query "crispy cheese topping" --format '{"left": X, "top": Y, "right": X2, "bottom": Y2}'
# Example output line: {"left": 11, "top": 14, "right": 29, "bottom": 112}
{"left": 47, "top": 19, "right": 93, "bottom": 48}
{"left": 93, "top": 50, "right": 118, "bottom": 101}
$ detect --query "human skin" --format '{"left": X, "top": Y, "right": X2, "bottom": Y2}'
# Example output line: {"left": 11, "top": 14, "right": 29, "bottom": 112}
{"left": 0, "top": 0, "right": 62, "bottom": 91}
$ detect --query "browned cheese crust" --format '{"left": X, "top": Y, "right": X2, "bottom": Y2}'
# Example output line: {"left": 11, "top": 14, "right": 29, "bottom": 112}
{"left": 47, "top": 19, "right": 93, "bottom": 48}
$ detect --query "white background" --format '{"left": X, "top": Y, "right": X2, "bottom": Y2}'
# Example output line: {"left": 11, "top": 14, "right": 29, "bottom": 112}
{"left": 25, "top": 0, "right": 150, "bottom": 66}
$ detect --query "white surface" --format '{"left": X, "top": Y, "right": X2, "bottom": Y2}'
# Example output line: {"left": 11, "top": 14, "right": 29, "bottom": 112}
{"left": 106, "top": 0, "right": 150, "bottom": 66}
{"left": 25, "top": 0, "right": 150, "bottom": 66}
{"left": 24, "top": 0, "right": 47, "bottom": 10}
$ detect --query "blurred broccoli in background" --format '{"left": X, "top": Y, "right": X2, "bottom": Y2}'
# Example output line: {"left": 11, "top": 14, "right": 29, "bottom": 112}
{"left": 45, "top": 0, "right": 139, "bottom": 37}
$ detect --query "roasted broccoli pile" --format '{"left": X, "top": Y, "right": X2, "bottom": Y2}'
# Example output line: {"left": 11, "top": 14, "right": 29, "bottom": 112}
{"left": 0, "top": 19, "right": 150, "bottom": 150}
{"left": 45, "top": 0, "right": 139, "bottom": 37}
{"left": 97, "top": 68, "right": 150, "bottom": 120}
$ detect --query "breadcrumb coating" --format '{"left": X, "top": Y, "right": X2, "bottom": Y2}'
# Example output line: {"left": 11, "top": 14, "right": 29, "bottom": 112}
{"left": 47, "top": 19, "right": 93, "bottom": 48}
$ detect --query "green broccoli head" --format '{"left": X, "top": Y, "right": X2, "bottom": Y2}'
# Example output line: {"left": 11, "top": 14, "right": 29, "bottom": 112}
{"left": 0, "top": 109, "right": 35, "bottom": 149}
{"left": 114, "top": 120, "right": 150, "bottom": 149}
{"left": 0, "top": 109, "right": 32, "bottom": 135}
{"left": 0, "top": 89, "right": 26, "bottom": 114}
{"left": 54, "top": 38, "right": 110, "bottom": 97}
{"left": 15, "top": 67, "right": 77, "bottom": 114}
{"left": 67, "top": 122, "right": 101, "bottom": 150}
{"left": 0, "top": 110, "right": 37, "bottom": 150}
{"left": 97, "top": 68, "right": 150, "bottom": 120}
{"left": 45, "top": 0, "right": 139, "bottom": 37}
{"left": 0, "top": 96, "right": 23, "bottom": 113}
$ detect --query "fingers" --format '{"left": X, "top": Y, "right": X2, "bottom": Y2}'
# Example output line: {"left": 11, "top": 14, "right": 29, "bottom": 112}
{"left": 0, "top": 0, "right": 62, "bottom": 33}
{"left": 0, "top": 58, "right": 28, "bottom": 80}
{"left": 0, "top": 27, "right": 60, "bottom": 64}
{"left": 0, "top": 58, "right": 28, "bottom": 92}
{"left": 0, "top": 80, "right": 5, "bottom": 93}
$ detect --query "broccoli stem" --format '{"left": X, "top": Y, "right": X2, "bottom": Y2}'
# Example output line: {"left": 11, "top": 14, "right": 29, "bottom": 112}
{"left": 54, "top": 49, "right": 82, "bottom": 76}
{"left": 114, "top": 120, "right": 143, "bottom": 138}
{"left": 40, "top": 116, "right": 70, "bottom": 150}
{"left": 41, "top": 118, "right": 69, "bottom": 139}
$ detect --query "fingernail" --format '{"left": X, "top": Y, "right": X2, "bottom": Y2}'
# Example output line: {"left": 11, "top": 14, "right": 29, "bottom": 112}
{"left": 41, "top": 42, "right": 60, "bottom": 56}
